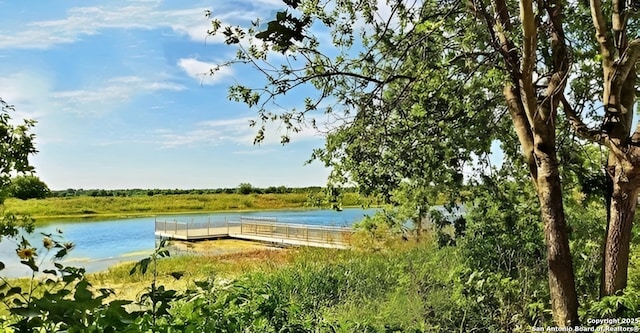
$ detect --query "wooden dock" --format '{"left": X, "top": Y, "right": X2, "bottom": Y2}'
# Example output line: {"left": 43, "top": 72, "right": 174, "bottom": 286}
{"left": 154, "top": 217, "right": 354, "bottom": 249}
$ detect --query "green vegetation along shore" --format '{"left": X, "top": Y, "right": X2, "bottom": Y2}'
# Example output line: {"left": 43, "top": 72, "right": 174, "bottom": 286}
{"left": 10, "top": 232, "right": 634, "bottom": 332}
{"left": 3, "top": 192, "right": 368, "bottom": 221}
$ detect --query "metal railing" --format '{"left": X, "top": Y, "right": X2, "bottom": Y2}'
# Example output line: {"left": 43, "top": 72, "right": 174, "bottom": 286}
{"left": 227, "top": 220, "right": 353, "bottom": 245}
{"left": 154, "top": 218, "right": 229, "bottom": 238}
{"left": 154, "top": 217, "right": 353, "bottom": 246}
{"left": 240, "top": 216, "right": 278, "bottom": 222}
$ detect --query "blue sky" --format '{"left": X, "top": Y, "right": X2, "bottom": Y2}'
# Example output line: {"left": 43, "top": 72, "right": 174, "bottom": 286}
{"left": 0, "top": 0, "right": 332, "bottom": 190}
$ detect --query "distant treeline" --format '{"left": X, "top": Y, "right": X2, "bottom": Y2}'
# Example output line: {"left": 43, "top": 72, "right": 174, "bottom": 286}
{"left": 48, "top": 185, "right": 356, "bottom": 198}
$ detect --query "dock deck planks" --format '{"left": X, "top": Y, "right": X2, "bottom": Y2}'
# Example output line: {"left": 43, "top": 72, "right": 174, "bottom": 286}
{"left": 154, "top": 219, "right": 352, "bottom": 249}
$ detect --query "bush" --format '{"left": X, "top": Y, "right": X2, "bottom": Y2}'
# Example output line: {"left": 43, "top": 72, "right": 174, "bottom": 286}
{"left": 8, "top": 175, "right": 50, "bottom": 200}
{"left": 237, "top": 183, "right": 253, "bottom": 195}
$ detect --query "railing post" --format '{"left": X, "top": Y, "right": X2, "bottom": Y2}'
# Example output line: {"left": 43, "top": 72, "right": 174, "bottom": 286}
{"left": 174, "top": 219, "right": 177, "bottom": 234}
{"left": 208, "top": 217, "right": 211, "bottom": 236}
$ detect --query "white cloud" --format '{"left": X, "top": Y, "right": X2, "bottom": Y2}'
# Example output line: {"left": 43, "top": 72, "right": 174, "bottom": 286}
{"left": 52, "top": 76, "right": 185, "bottom": 115}
{"left": 0, "top": 4, "right": 205, "bottom": 49}
{"left": 0, "top": 72, "right": 54, "bottom": 120}
{"left": 252, "top": 0, "right": 286, "bottom": 6}
{"left": 177, "top": 58, "right": 234, "bottom": 85}
{"left": 156, "top": 117, "right": 253, "bottom": 148}
{"left": 231, "top": 148, "right": 277, "bottom": 155}
{"left": 156, "top": 115, "right": 322, "bottom": 148}
{"left": 0, "top": 1, "right": 286, "bottom": 50}
{"left": 0, "top": 70, "right": 186, "bottom": 121}
{"left": 0, "top": 72, "right": 82, "bottom": 146}
{"left": 198, "top": 118, "right": 255, "bottom": 128}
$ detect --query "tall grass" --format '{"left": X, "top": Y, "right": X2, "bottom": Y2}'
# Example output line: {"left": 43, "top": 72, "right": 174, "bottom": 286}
{"left": 159, "top": 240, "right": 472, "bottom": 332}
{"left": 6, "top": 232, "right": 638, "bottom": 331}
{"left": 4, "top": 192, "right": 366, "bottom": 220}
{"left": 90, "top": 248, "right": 293, "bottom": 286}
{"left": 151, "top": 234, "right": 559, "bottom": 331}
{"left": 87, "top": 247, "right": 294, "bottom": 302}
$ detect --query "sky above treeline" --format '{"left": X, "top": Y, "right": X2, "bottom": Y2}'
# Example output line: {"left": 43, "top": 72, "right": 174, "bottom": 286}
{"left": 0, "top": 0, "right": 333, "bottom": 190}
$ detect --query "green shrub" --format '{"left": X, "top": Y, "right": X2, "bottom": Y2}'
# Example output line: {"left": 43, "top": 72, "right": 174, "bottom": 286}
{"left": 8, "top": 175, "right": 50, "bottom": 200}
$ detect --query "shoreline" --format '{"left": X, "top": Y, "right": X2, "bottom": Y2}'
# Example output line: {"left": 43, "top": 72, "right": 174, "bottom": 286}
{"left": 2, "top": 206, "right": 371, "bottom": 279}
{"left": 29, "top": 205, "right": 372, "bottom": 224}
{"left": 165, "top": 238, "right": 284, "bottom": 256}
{"left": 4, "top": 192, "right": 374, "bottom": 223}
{"left": 85, "top": 239, "right": 295, "bottom": 303}
{"left": 5, "top": 239, "right": 287, "bottom": 280}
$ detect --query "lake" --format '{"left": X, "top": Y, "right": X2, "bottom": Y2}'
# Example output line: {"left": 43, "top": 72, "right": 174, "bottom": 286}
{"left": 0, "top": 208, "right": 376, "bottom": 278}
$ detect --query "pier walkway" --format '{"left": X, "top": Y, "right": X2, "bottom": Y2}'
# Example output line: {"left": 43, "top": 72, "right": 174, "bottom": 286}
{"left": 154, "top": 217, "right": 353, "bottom": 249}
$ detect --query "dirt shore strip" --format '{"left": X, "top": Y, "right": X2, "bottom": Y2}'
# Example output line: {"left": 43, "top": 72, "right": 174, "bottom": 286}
{"left": 166, "top": 238, "right": 285, "bottom": 256}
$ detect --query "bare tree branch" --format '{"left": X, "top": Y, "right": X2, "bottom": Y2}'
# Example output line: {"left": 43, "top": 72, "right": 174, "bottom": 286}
{"left": 590, "top": 0, "right": 615, "bottom": 66}
{"left": 612, "top": 39, "right": 640, "bottom": 101}
{"left": 561, "top": 94, "right": 604, "bottom": 144}
{"left": 539, "top": 0, "right": 571, "bottom": 125}
{"left": 519, "top": 0, "right": 540, "bottom": 123}
{"left": 612, "top": 0, "right": 627, "bottom": 51}
{"left": 504, "top": 84, "right": 536, "bottom": 177}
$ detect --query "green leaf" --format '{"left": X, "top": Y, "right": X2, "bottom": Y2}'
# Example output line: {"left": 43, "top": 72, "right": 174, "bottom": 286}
{"left": 54, "top": 248, "right": 68, "bottom": 259}
{"left": 20, "top": 258, "right": 38, "bottom": 272}
{"left": 157, "top": 249, "right": 170, "bottom": 258}
{"left": 130, "top": 257, "right": 151, "bottom": 276}
{"left": 73, "top": 280, "right": 93, "bottom": 302}
{"left": 283, "top": 0, "right": 301, "bottom": 8}
{"left": 6, "top": 286, "right": 23, "bottom": 297}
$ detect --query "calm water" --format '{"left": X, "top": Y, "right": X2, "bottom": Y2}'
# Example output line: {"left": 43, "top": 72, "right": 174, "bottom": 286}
{"left": 0, "top": 208, "right": 375, "bottom": 277}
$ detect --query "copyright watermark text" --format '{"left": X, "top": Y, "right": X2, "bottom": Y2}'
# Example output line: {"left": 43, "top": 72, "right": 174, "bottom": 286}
{"left": 530, "top": 318, "right": 640, "bottom": 332}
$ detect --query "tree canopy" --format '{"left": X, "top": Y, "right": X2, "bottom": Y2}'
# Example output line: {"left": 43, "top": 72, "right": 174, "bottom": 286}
{"left": 0, "top": 98, "right": 37, "bottom": 239}
{"left": 208, "top": 0, "right": 640, "bottom": 326}
{"left": 8, "top": 175, "right": 50, "bottom": 200}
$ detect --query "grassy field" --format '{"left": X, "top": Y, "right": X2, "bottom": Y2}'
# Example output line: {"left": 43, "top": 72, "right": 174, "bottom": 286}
{"left": 3, "top": 192, "right": 367, "bottom": 221}
{"left": 88, "top": 239, "right": 295, "bottom": 301}
{"left": 0, "top": 240, "right": 296, "bottom": 318}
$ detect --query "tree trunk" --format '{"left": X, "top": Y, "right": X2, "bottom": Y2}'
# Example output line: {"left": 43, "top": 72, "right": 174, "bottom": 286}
{"left": 533, "top": 140, "right": 580, "bottom": 326}
{"left": 486, "top": 0, "right": 579, "bottom": 321}
{"left": 504, "top": 83, "right": 579, "bottom": 325}
{"left": 601, "top": 157, "right": 640, "bottom": 296}
{"left": 416, "top": 206, "right": 424, "bottom": 242}
{"left": 600, "top": 66, "right": 639, "bottom": 297}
